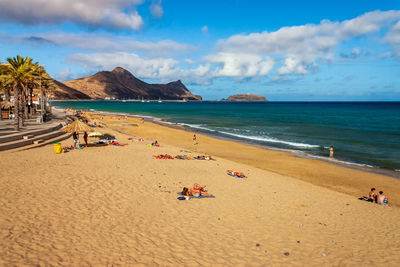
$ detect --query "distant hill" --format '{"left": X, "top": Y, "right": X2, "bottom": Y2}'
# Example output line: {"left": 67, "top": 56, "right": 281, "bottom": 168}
{"left": 52, "top": 67, "right": 202, "bottom": 100}
{"left": 221, "top": 94, "right": 267, "bottom": 102}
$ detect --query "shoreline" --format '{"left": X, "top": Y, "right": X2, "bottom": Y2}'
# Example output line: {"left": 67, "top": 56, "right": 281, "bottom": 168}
{"left": 76, "top": 108, "right": 400, "bottom": 207}
{"left": 58, "top": 106, "right": 399, "bottom": 178}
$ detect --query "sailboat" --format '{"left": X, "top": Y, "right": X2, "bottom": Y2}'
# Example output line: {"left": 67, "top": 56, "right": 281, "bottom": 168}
{"left": 158, "top": 97, "right": 162, "bottom": 103}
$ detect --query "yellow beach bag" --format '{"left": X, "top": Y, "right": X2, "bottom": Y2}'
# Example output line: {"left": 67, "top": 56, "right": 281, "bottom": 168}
{"left": 54, "top": 143, "right": 62, "bottom": 154}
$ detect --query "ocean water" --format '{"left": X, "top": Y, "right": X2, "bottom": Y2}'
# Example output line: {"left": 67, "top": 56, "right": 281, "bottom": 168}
{"left": 52, "top": 101, "right": 400, "bottom": 172}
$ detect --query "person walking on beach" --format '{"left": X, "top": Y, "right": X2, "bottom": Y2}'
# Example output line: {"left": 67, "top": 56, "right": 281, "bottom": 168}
{"left": 83, "top": 132, "right": 88, "bottom": 147}
{"left": 329, "top": 146, "right": 334, "bottom": 158}
{"left": 377, "top": 191, "right": 389, "bottom": 206}
{"left": 193, "top": 134, "right": 198, "bottom": 145}
{"left": 141, "top": 117, "right": 144, "bottom": 123}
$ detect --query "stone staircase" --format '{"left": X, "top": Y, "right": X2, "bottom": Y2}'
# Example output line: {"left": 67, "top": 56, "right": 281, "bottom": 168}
{"left": 0, "top": 122, "right": 72, "bottom": 152}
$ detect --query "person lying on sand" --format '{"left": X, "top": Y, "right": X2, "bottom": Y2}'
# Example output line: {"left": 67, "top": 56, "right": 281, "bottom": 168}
{"left": 182, "top": 184, "right": 211, "bottom": 197}
{"left": 227, "top": 170, "right": 247, "bottom": 178}
{"left": 369, "top": 188, "right": 377, "bottom": 203}
{"left": 196, "top": 155, "right": 214, "bottom": 160}
{"left": 377, "top": 191, "right": 389, "bottom": 206}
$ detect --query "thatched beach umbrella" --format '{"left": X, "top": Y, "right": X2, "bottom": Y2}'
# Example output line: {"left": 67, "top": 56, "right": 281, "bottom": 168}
{"left": 62, "top": 120, "right": 94, "bottom": 133}
{"left": 0, "top": 101, "right": 14, "bottom": 119}
{"left": 0, "top": 101, "right": 14, "bottom": 109}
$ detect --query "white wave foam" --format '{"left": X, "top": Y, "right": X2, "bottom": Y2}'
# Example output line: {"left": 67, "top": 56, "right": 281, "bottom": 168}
{"left": 295, "top": 151, "right": 375, "bottom": 168}
{"left": 177, "top": 123, "right": 217, "bottom": 132}
{"left": 219, "top": 131, "right": 319, "bottom": 148}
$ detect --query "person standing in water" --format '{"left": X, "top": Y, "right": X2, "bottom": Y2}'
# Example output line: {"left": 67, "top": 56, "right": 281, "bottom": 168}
{"left": 329, "top": 146, "right": 334, "bottom": 158}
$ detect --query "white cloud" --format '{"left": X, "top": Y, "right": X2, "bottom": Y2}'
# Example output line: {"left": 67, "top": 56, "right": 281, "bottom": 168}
{"left": 216, "top": 10, "right": 400, "bottom": 75}
{"left": 201, "top": 25, "right": 208, "bottom": 33}
{"left": 0, "top": 0, "right": 144, "bottom": 30}
{"left": 66, "top": 52, "right": 212, "bottom": 84}
{"left": 205, "top": 53, "right": 274, "bottom": 77}
{"left": 52, "top": 10, "right": 400, "bottom": 85}
{"left": 150, "top": 0, "right": 163, "bottom": 19}
{"left": 16, "top": 33, "right": 195, "bottom": 56}
{"left": 385, "top": 21, "right": 400, "bottom": 57}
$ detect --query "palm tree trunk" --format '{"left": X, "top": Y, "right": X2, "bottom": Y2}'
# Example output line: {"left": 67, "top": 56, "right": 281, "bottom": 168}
{"left": 14, "top": 86, "right": 20, "bottom": 131}
{"left": 23, "top": 86, "right": 28, "bottom": 120}
{"left": 5, "top": 89, "right": 10, "bottom": 101}
{"left": 29, "top": 87, "right": 33, "bottom": 116}
{"left": 19, "top": 89, "right": 24, "bottom": 128}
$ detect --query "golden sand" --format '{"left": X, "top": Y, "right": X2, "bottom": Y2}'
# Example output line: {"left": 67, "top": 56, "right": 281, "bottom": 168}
{"left": 0, "top": 112, "right": 399, "bottom": 266}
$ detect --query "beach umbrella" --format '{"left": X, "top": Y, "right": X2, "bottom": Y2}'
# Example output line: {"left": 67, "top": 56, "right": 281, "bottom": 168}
{"left": 99, "top": 133, "right": 116, "bottom": 140}
{"left": 0, "top": 101, "right": 14, "bottom": 109}
{"left": 88, "top": 132, "right": 103, "bottom": 137}
{"left": 62, "top": 120, "right": 94, "bottom": 133}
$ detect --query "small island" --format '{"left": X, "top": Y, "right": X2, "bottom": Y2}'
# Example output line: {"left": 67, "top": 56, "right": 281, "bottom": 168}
{"left": 221, "top": 94, "right": 267, "bottom": 102}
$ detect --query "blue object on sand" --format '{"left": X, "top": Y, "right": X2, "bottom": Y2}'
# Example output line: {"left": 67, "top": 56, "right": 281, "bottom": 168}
{"left": 177, "top": 192, "right": 215, "bottom": 199}
{"left": 227, "top": 173, "right": 246, "bottom": 178}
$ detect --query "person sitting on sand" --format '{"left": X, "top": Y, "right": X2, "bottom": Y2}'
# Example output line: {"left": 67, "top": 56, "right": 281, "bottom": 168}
{"left": 377, "top": 191, "right": 389, "bottom": 206}
{"left": 368, "top": 188, "right": 377, "bottom": 203}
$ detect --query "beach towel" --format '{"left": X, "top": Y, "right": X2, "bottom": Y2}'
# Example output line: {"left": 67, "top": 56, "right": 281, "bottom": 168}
{"left": 177, "top": 192, "right": 215, "bottom": 200}
{"left": 153, "top": 154, "right": 174, "bottom": 159}
{"left": 194, "top": 156, "right": 215, "bottom": 161}
{"left": 175, "top": 155, "right": 193, "bottom": 160}
{"left": 226, "top": 170, "right": 247, "bottom": 178}
{"left": 358, "top": 196, "right": 374, "bottom": 202}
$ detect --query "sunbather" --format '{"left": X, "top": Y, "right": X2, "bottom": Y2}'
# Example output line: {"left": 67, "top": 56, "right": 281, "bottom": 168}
{"left": 377, "top": 191, "right": 389, "bottom": 206}
{"left": 182, "top": 184, "right": 211, "bottom": 197}
{"left": 368, "top": 188, "right": 377, "bottom": 202}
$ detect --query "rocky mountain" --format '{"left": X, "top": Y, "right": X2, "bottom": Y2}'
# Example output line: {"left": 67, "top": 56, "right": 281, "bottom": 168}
{"left": 221, "top": 94, "right": 267, "bottom": 102}
{"left": 52, "top": 80, "right": 91, "bottom": 99}
{"left": 52, "top": 67, "right": 202, "bottom": 100}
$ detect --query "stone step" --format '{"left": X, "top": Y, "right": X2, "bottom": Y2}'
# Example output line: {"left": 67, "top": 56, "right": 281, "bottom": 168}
{"left": 0, "top": 123, "right": 63, "bottom": 144}
{"left": 14, "top": 132, "right": 73, "bottom": 152}
{"left": 0, "top": 129, "right": 66, "bottom": 151}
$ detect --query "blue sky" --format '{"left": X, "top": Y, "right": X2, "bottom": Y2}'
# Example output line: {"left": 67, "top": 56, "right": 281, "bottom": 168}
{"left": 1, "top": 0, "right": 400, "bottom": 100}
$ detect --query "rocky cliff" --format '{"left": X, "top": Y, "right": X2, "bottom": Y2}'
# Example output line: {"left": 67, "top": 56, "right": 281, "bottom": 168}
{"left": 52, "top": 67, "right": 202, "bottom": 100}
{"left": 221, "top": 94, "right": 267, "bottom": 102}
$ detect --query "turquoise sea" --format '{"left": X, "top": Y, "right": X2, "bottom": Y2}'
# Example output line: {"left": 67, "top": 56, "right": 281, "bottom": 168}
{"left": 52, "top": 101, "right": 400, "bottom": 173}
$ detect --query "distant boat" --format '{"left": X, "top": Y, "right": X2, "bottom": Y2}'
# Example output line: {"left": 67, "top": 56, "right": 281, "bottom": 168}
{"left": 122, "top": 100, "right": 126, "bottom": 102}
{"left": 141, "top": 97, "right": 145, "bottom": 103}
{"left": 158, "top": 97, "right": 162, "bottom": 103}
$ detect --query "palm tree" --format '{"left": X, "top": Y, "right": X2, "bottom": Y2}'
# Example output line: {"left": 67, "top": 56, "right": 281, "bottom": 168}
{"left": 0, "top": 63, "right": 11, "bottom": 101}
{"left": 5, "top": 55, "right": 37, "bottom": 131}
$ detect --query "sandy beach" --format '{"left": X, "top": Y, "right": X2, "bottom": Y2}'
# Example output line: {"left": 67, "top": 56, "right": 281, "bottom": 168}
{"left": 1, "top": 111, "right": 400, "bottom": 266}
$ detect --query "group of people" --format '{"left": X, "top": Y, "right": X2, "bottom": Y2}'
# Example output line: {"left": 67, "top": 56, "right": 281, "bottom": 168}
{"left": 368, "top": 188, "right": 389, "bottom": 206}
{"left": 72, "top": 131, "right": 88, "bottom": 148}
